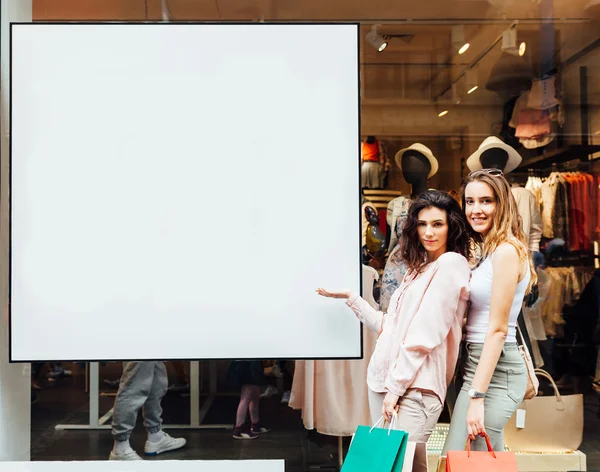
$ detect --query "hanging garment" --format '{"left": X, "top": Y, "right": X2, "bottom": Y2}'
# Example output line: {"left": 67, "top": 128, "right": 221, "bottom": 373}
{"left": 386, "top": 196, "right": 411, "bottom": 253}
{"left": 380, "top": 197, "right": 411, "bottom": 312}
{"left": 380, "top": 246, "right": 410, "bottom": 313}
{"left": 362, "top": 161, "right": 384, "bottom": 189}
{"left": 527, "top": 76, "right": 561, "bottom": 110}
{"left": 509, "top": 89, "right": 564, "bottom": 149}
{"left": 362, "top": 141, "right": 380, "bottom": 162}
{"left": 540, "top": 173, "right": 559, "bottom": 238}
{"left": 554, "top": 174, "right": 570, "bottom": 241}
{"left": 540, "top": 268, "right": 575, "bottom": 337}
{"left": 288, "top": 265, "right": 378, "bottom": 436}
{"left": 540, "top": 268, "right": 593, "bottom": 337}
{"left": 511, "top": 186, "right": 543, "bottom": 253}
{"left": 515, "top": 109, "right": 551, "bottom": 139}
{"left": 523, "top": 266, "right": 550, "bottom": 368}
{"left": 523, "top": 268, "right": 551, "bottom": 341}
{"left": 525, "top": 175, "right": 543, "bottom": 206}
{"left": 362, "top": 139, "right": 390, "bottom": 167}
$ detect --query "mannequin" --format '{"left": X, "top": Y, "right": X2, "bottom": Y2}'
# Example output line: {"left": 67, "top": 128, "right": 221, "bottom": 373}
{"left": 401, "top": 150, "right": 431, "bottom": 198}
{"left": 479, "top": 148, "right": 509, "bottom": 171}
{"left": 381, "top": 143, "right": 439, "bottom": 311}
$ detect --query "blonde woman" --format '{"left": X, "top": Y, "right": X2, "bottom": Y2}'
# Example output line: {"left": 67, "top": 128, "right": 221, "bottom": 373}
{"left": 442, "top": 169, "right": 537, "bottom": 453}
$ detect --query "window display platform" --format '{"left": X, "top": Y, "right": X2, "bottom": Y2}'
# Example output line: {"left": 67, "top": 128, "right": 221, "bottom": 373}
{"left": 2, "top": 461, "right": 284, "bottom": 471}
{"left": 30, "top": 365, "right": 600, "bottom": 471}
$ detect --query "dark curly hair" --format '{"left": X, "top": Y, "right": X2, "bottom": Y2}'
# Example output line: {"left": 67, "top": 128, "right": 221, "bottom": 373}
{"left": 398, "top": 189, "right": 472, "bottom": 275}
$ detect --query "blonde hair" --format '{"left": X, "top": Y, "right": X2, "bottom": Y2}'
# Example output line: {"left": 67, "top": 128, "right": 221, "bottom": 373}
{"left": 460, "top": 171, "right": 537, "bottom": 292}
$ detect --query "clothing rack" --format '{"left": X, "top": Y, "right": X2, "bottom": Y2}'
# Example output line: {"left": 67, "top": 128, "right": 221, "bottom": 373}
{"left": 514, "top": 159, "right": 593, "bottom": 179}
{"left": 545, "top": 255, "right": 596, "bottom": 268}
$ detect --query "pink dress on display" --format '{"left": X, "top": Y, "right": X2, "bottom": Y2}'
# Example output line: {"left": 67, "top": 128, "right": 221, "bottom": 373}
{"left": 288, "top": 265, "right": 378, "bottom": 436}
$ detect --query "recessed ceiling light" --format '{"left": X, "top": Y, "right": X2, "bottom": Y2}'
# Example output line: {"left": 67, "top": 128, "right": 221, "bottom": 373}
{"left": 458, "top": 43, "right": 470, "bottom": 55}
{"left": 438, "top": 110, "right": 449, "bottom": 117}
{"left": 468, "top": 85, "right": 478, "bottom": 94}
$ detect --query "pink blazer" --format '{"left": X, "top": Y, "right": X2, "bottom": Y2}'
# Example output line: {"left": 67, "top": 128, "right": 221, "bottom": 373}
{"left": 346, "top": 252, "right": 470, "bottom": 402}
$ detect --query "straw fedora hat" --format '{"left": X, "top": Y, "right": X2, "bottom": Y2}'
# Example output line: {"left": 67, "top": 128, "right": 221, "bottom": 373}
{"left": 394, "top": 143, "right": 439, "bottom": 178}
{"left": 466, "top": 136, "right": 522, "bottom": 174}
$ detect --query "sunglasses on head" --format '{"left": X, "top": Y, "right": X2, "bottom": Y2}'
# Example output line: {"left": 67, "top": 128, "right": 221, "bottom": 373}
{"left": 468, "top": 168, "right": 504, "bottom": 177}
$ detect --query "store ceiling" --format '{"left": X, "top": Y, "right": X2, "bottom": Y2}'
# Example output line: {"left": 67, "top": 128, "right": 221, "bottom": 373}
{"left": 33, "top": 0, "right": 600, "bottom": 107}
{"left": 32, "top": 0, "right": 594, "bottom": 22}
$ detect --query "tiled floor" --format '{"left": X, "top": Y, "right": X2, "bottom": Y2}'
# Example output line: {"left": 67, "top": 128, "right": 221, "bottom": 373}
{"left": 30, "top": 364, "right": 600, "bottom": 471}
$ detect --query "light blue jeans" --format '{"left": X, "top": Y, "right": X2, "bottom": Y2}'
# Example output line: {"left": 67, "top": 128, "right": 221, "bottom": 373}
{"left": 442, "top": 342, "right": 527, "bottom": 453}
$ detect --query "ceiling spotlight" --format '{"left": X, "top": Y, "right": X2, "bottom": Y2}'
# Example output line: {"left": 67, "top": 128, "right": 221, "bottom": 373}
{"left": 519, "top": 41, "right": 527, "bottom": 56}
{"left": 435, "top": 99, "right": 449, "bottom": 117}
{"left": 465, "top": 66, "right": 478, "bottom": 94}
{"left": 501, "top": 28, "right": 524, "bottom": 56}
{"left": 366, "top": 25, "right": 388, "bottom": 52}
{"left": 452, "top": 25, "right": 470, "bottom": 55}
{"left": 452, "top": 84, "right": 462, "bottom": 104}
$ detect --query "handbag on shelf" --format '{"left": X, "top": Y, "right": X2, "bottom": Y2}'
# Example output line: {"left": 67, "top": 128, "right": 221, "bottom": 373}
{"left": 503, "top": 368, "right": 584, "bottom": 453}
{"left": 446, "top": 433, "right": 518, "bottom": 472}
{"left": 342, "top": 414, "right": 413, "bottom": 472}
{"left": 517, "top": 325, "right": 539, "bottom": 400}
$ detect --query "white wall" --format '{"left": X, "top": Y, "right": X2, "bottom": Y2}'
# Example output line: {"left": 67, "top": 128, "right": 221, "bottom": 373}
{"left": 0, "top": 0, "right": 32, "bottom": 461}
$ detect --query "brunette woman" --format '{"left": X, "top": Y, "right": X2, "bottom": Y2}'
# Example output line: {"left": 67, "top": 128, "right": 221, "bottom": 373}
{"left": 317, "top": 190, "right": 471, "bottom": 472}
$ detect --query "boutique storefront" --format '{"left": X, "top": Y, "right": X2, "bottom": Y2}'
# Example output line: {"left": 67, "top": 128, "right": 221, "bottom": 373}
{"left": 1, "top": 1, "right": 600, "bottom": 471}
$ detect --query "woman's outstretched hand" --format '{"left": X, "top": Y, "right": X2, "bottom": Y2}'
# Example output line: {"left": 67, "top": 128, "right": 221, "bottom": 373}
{"left": 316, "top": 288, "right": 351, "bottom": 299}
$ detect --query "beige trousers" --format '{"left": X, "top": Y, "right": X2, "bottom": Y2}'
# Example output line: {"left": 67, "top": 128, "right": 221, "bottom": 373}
{"left": 368, "top": 388, "right": 443, "bottom": 472}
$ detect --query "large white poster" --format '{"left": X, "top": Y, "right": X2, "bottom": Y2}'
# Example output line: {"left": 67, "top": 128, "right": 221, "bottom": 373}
{"left": 10, "top": 23, "right": 361, "bottom": 361}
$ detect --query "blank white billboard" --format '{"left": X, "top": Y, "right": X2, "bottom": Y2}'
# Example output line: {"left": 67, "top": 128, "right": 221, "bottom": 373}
{"left": 10, "top": 23, "right": 361, "bottom": 361}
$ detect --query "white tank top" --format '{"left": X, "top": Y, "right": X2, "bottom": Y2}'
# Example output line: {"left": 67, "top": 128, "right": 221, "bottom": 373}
{"left": 465, "top": 251, "right": 530, "bottom": 343}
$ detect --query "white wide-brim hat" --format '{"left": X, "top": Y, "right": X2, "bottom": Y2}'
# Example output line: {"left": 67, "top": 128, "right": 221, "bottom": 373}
{"left": 394, "top": 143, "right": 439, "bottom": 179}
{"left": 466, "top": 136, "right": 522, "bottom": 174}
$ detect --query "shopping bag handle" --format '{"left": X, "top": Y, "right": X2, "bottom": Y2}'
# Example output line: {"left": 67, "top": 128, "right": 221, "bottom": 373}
{"left": 466, "top": 433, "right": 496, "bottom": 459}
{"left": 370, "top": 411, "right": 398, "bottom": 436}
{"left": 534, "top": 368, "right": 564, "bottom": 410}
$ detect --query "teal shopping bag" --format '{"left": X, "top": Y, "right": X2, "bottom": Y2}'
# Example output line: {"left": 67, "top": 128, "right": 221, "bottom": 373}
{"left": 341, "top": 416, "right": 409, "bottom": 472}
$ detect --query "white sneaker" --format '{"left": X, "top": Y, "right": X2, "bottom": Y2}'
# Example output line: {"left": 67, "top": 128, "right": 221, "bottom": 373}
{"left": 260, "top": 385, "right": 278, "bottom": 399}
{"left": 144, "top": 432, "right": 186, "bottom": 456}
{"left": 109, "top": 449, "right": 143, "bottom": 460}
